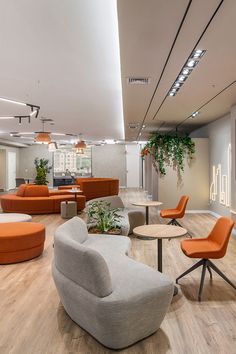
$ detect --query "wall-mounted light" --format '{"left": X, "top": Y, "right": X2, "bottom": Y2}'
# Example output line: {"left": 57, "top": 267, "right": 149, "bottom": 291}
{"left": 168, "top": 49, "right": 206, "bottom": 97}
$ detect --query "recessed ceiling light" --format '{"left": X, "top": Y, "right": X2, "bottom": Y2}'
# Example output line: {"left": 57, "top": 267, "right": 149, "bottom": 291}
{"left": 192, "top": 111, "right": 200, "bottom": 118}
{"left": 168, "top": 49, "right": 206, "bottom": 97}
{"left": 186, "top": 59, "right": 198, "bottom": 68}
{"left": 182, "top": 68, "right": 191, "bottom": 75}
{"left": 178, "top": 75, "right": 187, "bottom": 82}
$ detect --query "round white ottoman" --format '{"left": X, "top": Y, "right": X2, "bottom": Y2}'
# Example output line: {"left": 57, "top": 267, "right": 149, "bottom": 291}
{"left": 0, "top": 213, "right": 32, "bottom": 223}
{"left": 61, "top": 201, "right": 77, "bottom": 219}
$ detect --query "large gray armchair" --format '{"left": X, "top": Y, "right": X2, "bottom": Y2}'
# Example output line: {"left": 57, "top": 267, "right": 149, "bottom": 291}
{"left": 52, "top": 217, "right": 173, "bottom": 349}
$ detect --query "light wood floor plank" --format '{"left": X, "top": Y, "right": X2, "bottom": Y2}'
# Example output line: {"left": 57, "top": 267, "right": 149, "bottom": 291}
{"left": 0, "top": 188, "right": 236, "bottom": 354}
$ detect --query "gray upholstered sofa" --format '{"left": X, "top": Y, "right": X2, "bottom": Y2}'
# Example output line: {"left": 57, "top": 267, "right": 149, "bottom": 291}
{"left": 86, "top": 195, "right": 145, "bottom": 235}
{"left": 52, "top": 217, "right": 174, "bottom": 349}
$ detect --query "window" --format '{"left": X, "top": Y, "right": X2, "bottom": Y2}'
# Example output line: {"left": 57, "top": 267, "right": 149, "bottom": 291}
{"left": 53, "top": 147, "right": 92, "bottom": 177}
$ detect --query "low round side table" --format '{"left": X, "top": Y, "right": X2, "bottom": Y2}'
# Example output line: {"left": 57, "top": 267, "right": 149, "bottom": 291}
{"left": 133, "top": 224, "right": 187, "bottom": 295}
{"left": 67, "top": 188, "right": 83, "bottom": 201}
{"left": 0, "top": 213, "right": 32, "bottom": 223}
{"left": 131, "top": 201, "right": 162, "bottom": 224}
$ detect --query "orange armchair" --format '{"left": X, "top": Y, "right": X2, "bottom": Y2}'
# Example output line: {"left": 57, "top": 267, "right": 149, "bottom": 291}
{"left": 160, "top": 195, "right": 189, "bottom": 227}
{"left": 176, "top": 217, "right": 236, "bottom": 301}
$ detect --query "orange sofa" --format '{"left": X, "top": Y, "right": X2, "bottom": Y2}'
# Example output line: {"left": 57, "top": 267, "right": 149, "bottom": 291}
{"left": 0, "top": 184, "right": 86, "bottom": 214}
{"left": 58, "top": 178, "right": 119, "bottom": 201}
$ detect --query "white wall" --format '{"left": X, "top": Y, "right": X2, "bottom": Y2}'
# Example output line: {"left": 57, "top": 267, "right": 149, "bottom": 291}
{"left": 92, "top": 145, "right": 126, "bottom": 186}
{"left": 0, "top": 145, "right": 19, "bottom": 190}
{"left": 157, "top": 139, "right": 209, "bottom": 210}
{"left": 126, "top": 144, "right": 140, "bottom": 188}
{"left": 191, "top": 114, "right": 231, "bottom": 216}
{"left": 19, "top": 144, "right": 53, "bottom": 187}
{"left": 18, "top": 144, "right": 127, "bottom": 187}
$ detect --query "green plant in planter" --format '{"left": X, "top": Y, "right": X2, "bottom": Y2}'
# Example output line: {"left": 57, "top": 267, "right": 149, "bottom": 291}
{"left": 34, "top": 158, "right": 52, "bottom": 185}
{"left": 141, "top": 133, "right": 195, "bottom": 176}
{"left": 87, "top": 201, "right": 123, "bottom": 234}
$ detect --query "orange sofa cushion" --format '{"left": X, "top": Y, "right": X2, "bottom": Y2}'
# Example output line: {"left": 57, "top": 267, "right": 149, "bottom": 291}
{"left": 16, "top": 184, "right": 27, "bottom": 196}
{"left": 0, "top": 222, "right": 45, "bottom": 264}
{"left": 24, "top": 185, "right": 49, "bottom": 197}
{"left": 0, "top": 193, "right": 86, "bottom": 214}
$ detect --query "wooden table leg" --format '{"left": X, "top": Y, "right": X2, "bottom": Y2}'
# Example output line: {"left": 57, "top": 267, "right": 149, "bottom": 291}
{"left": 157, "top": 238, "right": 162, "bottom": 272}
{"left": 157, "top": 238, "right": 178, "bottom": 295}
{"left": 146, "top": 206, "right": 149, "bottom": 224}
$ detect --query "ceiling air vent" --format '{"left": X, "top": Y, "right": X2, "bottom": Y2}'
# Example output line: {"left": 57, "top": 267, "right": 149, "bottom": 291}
{"left": 128, "top": 122, "right": 140, "bottom": 129}
{"left": 127, "top": 77, "right": 150, "bottom": 85}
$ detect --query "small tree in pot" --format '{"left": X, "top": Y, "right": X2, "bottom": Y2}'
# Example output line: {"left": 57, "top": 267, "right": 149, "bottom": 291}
{"left": 34, "top": 158, "right": 52, "bottom": 185}
{"left": 87, "top": 200, "right": 123, "bottom": 234}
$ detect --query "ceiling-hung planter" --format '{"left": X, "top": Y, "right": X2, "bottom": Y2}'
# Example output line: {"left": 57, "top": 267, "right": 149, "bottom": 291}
{"left": 141, "top": 133, "right": 195, "bottom": 176}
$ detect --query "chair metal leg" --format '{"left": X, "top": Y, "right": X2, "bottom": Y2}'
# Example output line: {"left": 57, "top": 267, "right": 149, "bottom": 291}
{"left": 208, "top": 260, "right": 236, "bottom": 290}
{"left": 207, "top": 265, "right": 213, "bottom": 279}
{"left": 198, "top": 260, "right": 207, "bottom": 301}
{"left": 176, "top": 259, "right": 204, "bottom": 284}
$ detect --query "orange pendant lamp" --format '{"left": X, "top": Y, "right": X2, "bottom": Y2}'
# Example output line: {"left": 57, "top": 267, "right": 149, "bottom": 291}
{"left": 35, "top": 132, "right": 51, "bottom": 143}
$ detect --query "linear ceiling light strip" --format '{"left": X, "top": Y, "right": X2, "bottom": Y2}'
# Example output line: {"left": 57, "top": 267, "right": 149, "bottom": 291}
{"left": 151, "top": 0, "right": 225, "bottom": 122}
{"left": 171, "top": 80, "right": 236, "bottom": 132}
{"left": 135, "top": 0, "right": 193, "bottom": 140}
{"left": 0, "top": 96, "right": 40, "bottom": 122}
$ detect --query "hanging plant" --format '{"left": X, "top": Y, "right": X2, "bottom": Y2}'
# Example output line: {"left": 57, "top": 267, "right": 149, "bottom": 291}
{"left": 141, "top": 133, "right": 195, "bottom": 176}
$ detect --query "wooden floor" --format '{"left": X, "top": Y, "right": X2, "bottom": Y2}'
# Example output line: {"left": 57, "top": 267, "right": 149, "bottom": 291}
{"left": 1, "top": 188, "right": 236, "bottom": 354}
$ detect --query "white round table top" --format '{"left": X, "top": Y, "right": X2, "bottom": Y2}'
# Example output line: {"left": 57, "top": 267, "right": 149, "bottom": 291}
{"left": 131, "top": 201, "right": 163, "bottom": 207}
{"left": 68, "top": 189, "right": 82, "bottom": 194}
{"left": 0, "top": 213, "right": 32, "bottom": 223}
{"left": 133, "top": 224, "right": 187, "bottom": 239}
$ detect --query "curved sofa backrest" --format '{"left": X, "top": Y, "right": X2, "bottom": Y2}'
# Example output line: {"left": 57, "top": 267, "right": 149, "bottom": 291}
{"left": 55, "top": 216, "right": 88, "bottom": 243}
{"left": 54, "top": 217, "right": 113, "bottom": 298}
{"left": 87, "top": 195, "right": 124, "bottom": 209}
{"left": 17, "top": 184, "right": 49, "bottom": 197}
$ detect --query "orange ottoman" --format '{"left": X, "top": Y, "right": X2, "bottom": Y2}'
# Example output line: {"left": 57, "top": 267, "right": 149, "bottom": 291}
{"left": 0, "top": 222, "right": 45, "bottom": 264}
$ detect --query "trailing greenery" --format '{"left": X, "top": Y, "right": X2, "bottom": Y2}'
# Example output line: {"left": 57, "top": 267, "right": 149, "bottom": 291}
{"left": 87, "top": 201, "right": 123, "bottom": 233}
{"left": 141, "top": 133, "right": 195, "bottom": 176}
{"left": 34, "top": 158, "right": 52, "bottom": 185}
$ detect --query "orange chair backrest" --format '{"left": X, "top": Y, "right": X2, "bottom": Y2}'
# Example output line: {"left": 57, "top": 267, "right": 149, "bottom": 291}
{"left": 208, "top": 217, "right": 234, "bottom": 258}
{"left": 176, "top": 195, "right": 189, "bottom": 218}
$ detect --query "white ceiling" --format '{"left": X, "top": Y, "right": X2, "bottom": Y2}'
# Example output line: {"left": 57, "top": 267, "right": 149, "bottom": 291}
{"left": 117, "top": 0, "right": 236, "bottom": 140}
{"left": 0, "top": 0, "right": 124, "bottom": 144}
{"left": 0, "top": 0, "right": 236, "bottom": 145}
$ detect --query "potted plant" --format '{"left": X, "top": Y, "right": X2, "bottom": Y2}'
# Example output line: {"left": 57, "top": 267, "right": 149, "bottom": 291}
{"left": 34, "top": 158, "right": 52, "bottom": 185}
{"left": 87, "top": 200, "right": 123, "bottom": 235}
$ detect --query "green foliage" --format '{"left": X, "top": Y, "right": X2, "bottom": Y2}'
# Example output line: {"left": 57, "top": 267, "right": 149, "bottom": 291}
{"left": 34, "top": 158, "right": 52, "bottom": 185}
{"left": 87, "top": 201, "right": 123, "bottom": 233}
{"left": 141, "top": 134, "right": 195, "bottom": 176}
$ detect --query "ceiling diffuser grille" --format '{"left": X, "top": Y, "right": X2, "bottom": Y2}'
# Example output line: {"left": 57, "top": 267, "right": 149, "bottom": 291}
{"left": 127, "top": 77, "right": 150, "bottom": 85}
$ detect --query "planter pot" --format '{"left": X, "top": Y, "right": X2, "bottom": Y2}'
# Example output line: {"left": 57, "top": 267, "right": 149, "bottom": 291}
{"left": 88, "top": 227, "right": 122, "bottom": 235}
